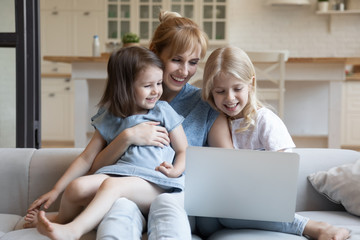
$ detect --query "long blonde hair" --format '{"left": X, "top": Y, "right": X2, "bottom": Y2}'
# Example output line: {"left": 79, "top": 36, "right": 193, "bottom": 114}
{"left": 149, "top": 11, "right": 208, "bottom": 60}
{"left": 202, "top": 46, "right": 263, "bottom": 132}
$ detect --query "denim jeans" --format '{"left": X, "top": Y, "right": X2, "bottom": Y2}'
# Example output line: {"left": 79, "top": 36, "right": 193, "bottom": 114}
{"left": 196, "top": 213, "right": 309, "bottom": 238}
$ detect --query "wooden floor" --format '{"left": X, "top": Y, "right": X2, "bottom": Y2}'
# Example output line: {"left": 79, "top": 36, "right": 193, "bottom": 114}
{"left": 341, "top": 145, "right": 360, "bottom": 152}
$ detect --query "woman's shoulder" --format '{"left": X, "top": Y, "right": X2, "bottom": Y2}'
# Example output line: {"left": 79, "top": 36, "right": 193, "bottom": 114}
{"left": 177, "top": 83, "right": 201, "bottom": 99}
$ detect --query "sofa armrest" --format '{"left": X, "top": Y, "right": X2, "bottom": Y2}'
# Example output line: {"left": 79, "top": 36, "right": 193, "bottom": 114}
{"left": 0, "top": 148, "right": 36, "bottom": 216}
{"left": 28, "top": 148, "right": 84, "bottom": 213}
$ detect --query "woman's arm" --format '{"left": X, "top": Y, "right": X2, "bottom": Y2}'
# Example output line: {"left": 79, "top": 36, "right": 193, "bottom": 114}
{"left": 28, "top": 130, "right": 106, "bottom": 211}
{"left": 89, "top": 121, "right": 170, "bottom": 174}
{"left": 208, "top": 114, "right": 234, "bottom": 149}
{"left": 156, "top": 124, "right": 188, "bottom": 178}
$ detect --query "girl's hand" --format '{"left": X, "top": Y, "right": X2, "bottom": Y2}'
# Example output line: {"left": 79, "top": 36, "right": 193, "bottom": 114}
{"left": 128, "top": 121, "right": 170, "bottom": 148}
{"left": 27, "top": 189, "right": 60, "bottom": 212}
{"left": 155, "top": 161, "right": 179, "bottom": 178}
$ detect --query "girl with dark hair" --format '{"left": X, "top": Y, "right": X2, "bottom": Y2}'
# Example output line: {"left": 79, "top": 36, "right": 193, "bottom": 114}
{"left": 24, "top": 46, "right": 188, "bottom": 240}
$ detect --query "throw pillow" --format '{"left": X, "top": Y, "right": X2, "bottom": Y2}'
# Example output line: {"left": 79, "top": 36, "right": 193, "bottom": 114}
{"left": 308, "top": 158, "right": 360, "bottom": 216}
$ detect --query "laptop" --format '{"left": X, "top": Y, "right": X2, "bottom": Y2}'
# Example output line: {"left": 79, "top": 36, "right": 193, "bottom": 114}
{"left": 184, "top": 146, "right": 300, "bottom": 222}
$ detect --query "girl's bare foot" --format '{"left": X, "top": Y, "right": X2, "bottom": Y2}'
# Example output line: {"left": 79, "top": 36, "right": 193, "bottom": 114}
{"left": 23, "top": 209, "right": 39, "bottom": 228}
{"left": 304, "top": 220, "right": 350, "bottom": 240}
{"left": 37, "top": 210, "right": 79, "bottom": 240}
{"left": 318, "top": 224, "right": 350, "bottom": 240}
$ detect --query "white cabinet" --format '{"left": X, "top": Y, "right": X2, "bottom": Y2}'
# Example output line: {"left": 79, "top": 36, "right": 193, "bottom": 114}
{"left": 41, "top": 77, "right": 74, "bottom": 141}
{"left": 40, "top": 0, "right": 104, "bottom": 11}
{"left": 73, "top": 10, "right": 105, "bottom": 56}
{"left": 342, "top": 81, "right": 360, "bottom": 146}
{"left": 41, "top": 10, "right": 74, "bottom": 57}
{"left": 40, "top": 0, "right": 74, "bottom": 10}
{"left": 40, "top": 0, "right": 106, "bottom": 143}
{"left": 74, "top": 0, "right": 104, "bottom": 11}
{"left": 40, "top": 0, "right": 106, "bottom": 58}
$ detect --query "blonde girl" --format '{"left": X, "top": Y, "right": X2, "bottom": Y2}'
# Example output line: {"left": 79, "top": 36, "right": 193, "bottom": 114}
{"left": 200, "top": 46, "right": 350, "bottom": 240}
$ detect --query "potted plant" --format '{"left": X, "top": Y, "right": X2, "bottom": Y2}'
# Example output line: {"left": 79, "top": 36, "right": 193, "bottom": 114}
{"left": 122, "top": 32, "right": 140, "bottom": 48}
{"left": 318, "top": 0, "right": 329, "bottom": 12}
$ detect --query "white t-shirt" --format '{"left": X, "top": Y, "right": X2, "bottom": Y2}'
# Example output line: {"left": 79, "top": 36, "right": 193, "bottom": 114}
{"left": 231, "top": 107, "right": 295, "bottom": 151}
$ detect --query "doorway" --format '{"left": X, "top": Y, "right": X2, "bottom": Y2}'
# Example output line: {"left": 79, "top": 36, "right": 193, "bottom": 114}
{"left": 0, "top": 0, "right": 41, "bottom": 148}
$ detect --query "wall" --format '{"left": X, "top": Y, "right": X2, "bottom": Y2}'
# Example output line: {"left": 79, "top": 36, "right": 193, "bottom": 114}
{"left": 0, "top": 0, "right": 16, "bottom": 147}
{"left": 227, "top": 0, "right": 360, "bottom": 57}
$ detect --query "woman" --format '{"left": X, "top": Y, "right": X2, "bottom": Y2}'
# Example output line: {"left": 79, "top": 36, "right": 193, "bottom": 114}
{"left": 91, "top": 11, "right": 232, "bottom": 240}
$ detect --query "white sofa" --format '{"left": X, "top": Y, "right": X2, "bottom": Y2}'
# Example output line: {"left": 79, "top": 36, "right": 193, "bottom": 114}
{"left": 0, "top": 148, "right": 359, "bottom": 240}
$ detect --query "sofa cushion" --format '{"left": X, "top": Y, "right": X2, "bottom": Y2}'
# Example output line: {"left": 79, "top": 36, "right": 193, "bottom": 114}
{"left": 308, "top": 158, "right": 360, "bottom": 216}
{"left": 207, "top": 229, "right": 308, "bottom": 240}
{"left": 297, "top": 211, "right": 360, "bottom": 226}
{"left": 0, "top": 228, "right": 50, "bottom": 240}
{"left": 0, "top": 214, "right": 22, "bottom": 234}
{"left": 293, "top": 148, "right": 359, "bottom": 212}
{"left": 0, "top": 229, "right": 97, "bottom": 240}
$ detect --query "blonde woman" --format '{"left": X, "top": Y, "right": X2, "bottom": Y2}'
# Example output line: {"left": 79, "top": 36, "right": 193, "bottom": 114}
{"left": 93, "top": 11, "right": 232, "bottom": 240}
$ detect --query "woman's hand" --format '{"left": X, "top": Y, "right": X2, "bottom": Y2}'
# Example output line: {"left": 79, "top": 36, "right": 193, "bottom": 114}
{"left": 128, "top": 121, "right": 170, "bottom": 148}
{"left": 26, "top": 189, "right": 60, "bottom": 212}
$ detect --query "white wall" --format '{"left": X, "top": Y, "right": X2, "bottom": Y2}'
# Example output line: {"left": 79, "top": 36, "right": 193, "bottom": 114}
{"left": 227, "top": 0, "right": 360, "bottom": 57}
{"left": 0, "top": 0, "right": 16, "bottom": 147}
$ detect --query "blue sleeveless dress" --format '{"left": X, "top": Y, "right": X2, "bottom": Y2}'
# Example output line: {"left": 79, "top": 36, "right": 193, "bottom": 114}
{"left": 91, "top": 101, "right": 185, "bottom": 191}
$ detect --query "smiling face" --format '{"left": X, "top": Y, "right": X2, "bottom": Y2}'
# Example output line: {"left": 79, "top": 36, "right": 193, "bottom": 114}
{"left": 133, "top": 66, "right": 163, "bottom": 114}
{"left": 159, "top": 46, "right": 201, "bottom": 101}
{"left": 211, "top": 72, "right": 251, "bottom": 119}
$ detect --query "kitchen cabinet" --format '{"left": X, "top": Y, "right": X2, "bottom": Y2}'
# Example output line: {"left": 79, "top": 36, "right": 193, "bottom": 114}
{"left": 73, "top": 10, "right": 105, "bottom": 56}
{"left": 41, "top": 0, "right": 105, "bottom": 58}
{"left": 40, "top": 0, "right": 105, "bottom": 77}
{"left": 40, "top": 0, "right": 104, "bottom": 11}
{"left": 40, "top": 0, "right": 106, "bottom": 143}
{"left": 41, "top": 77, "right": 74, "bottom": 141}
{"left": 40, "top": 0, "right": 74, "bottom": 10}
{"left": 74, "top": 0, "right": 104, "bottom": 11}
{"left": 106, "top": 0, "right": 227, "bottom": 45}
{"left": 341, "top": 81, "right": 360, "bottom": 147}
{"left": 41, "top": 10, "right": 74, "bottom": 57}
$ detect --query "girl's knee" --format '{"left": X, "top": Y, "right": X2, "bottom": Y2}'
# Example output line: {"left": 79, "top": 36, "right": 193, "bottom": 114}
{"left": 64, "top": 177, "right": 90, "bottom": 202}
{"left": 100, "top": 177, "right": 121, "bottom": 192}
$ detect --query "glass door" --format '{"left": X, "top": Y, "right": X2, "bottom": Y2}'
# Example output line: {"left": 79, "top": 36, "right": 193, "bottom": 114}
{"left": 0, "top": 0, "right": 16, "bottom": 147}
{"left": 0, "top": 0, "right": 41, "bottom": 148}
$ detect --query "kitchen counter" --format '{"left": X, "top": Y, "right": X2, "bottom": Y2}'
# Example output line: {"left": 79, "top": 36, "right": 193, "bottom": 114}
{"left": 44, "top": 55, "right": 360, "bottom": 64}
{"left": 43, "top": 54, "right": 360, "bottom": 148}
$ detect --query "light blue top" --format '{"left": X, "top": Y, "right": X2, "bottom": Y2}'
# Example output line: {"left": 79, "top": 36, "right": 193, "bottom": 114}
{"left": 91, "top": 101, "right": 185, "bottom": 191}
{"left": 169, "top": 83, "right": 219, "bottom": 146}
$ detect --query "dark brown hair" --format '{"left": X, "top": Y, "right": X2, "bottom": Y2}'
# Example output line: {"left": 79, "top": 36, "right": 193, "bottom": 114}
{"left": 98, "top": 46, "right": 163, "bottom": 117}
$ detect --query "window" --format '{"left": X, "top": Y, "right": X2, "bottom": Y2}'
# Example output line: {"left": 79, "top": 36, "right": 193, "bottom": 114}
{"left": 106, "top": 0, "right": 227, "bottom": 44}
